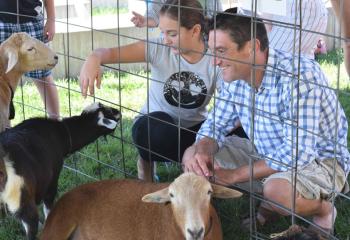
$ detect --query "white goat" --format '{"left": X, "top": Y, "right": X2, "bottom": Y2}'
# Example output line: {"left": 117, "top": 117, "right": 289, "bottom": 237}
{"left": 40, "top": 172, "right": 242, "bottom": 240}
{"left": 0, "top": 32, "right": 58, "bottom": 131}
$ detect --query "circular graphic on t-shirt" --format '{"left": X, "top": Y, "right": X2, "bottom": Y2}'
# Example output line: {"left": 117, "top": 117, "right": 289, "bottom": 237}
{"left": 163, "top": 71, "right": 207, "bottom": 109}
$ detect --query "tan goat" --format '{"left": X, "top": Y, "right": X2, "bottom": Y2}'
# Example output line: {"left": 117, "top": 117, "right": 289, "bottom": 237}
{"left": 40, "top": 172, "right": 242, "bottom": 240}
{"left": 0, "top": 32, "right": 58, "bottom": 131}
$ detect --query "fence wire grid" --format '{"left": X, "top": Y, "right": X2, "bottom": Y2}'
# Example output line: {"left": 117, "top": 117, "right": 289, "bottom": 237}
{"left": 1, "top": 0, "right": 350, "bottom": 239}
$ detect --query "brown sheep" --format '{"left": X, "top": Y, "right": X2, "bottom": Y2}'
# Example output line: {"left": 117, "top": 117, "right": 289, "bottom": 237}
{"left": 0, "top": 32, "right": 58, "bottom": 131}
{"left": 40, "top": 172, "right": 243, "bottom": 240}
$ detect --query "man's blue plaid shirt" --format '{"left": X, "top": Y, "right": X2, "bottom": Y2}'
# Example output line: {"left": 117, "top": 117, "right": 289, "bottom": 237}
{"left": 197, "top": 49, "right": 350, "bottom": 174}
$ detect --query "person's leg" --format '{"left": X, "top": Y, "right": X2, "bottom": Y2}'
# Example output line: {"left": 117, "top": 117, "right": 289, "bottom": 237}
{"left": 263, "top": 179, "right": 336, "bottom": 231}
{"left": 331, "top": 0, "right": 350, "bottom": 77}
{"left": 261, "top": 159, "right": 347, "bottom": 235}
{"left": 137, "top": 157, "right": 155, "bottom": 182}
{"left": 214, "top": 135, "right": 262, "bottom": 193}
{"left": 133, "top": 112, "right": 204, "bottom": 181}
{"left": 20, "top": 20, "right": 60, "bottom": 119}
{"left": 132, "top": 112, "right": 178, "bottom": 181}
{"left": 33, "top": 74, "right": 60, "bottom": 119}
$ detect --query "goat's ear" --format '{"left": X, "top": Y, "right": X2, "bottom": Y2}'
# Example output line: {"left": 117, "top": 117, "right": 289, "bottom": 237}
{"left": 0, "top": 160, "right": 7, "bottom": 191}
{"left": 4, "top": 47, "right": 18, "bottom": 74}
{"left": 211, "top": 183, "right": 242, "bottom": 199}
{"left": 97, "top": 112, "right": 117, "bottom": 129}
{"left": 142, "top": 187, "right": 170, "bottom": 203}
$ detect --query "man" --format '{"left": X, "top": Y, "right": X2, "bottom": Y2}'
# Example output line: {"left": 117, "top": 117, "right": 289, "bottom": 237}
{"left": 182, "top": 8, "right": 350, "bottom": 236}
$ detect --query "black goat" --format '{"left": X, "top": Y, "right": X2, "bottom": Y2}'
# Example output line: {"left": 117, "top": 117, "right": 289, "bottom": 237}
{"left": 0, "top": 102, "right": 121, "bottom": 240}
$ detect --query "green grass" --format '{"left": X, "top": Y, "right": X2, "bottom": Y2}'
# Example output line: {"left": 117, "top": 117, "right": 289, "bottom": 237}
{"left": 1, "top": 50, "right": 350, "bottom": 240}
{"left": 92, "top": 6, "right": 129, "bottom": 16}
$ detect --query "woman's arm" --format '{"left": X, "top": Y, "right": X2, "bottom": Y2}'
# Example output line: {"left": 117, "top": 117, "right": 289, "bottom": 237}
{"left": 79, "top": 41, "right": 146, "bottom": 97}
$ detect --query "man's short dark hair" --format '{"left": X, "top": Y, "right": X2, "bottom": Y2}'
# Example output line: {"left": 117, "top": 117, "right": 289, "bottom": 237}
{"left": 209, "top": 8, "right": 269, "bottom": 51}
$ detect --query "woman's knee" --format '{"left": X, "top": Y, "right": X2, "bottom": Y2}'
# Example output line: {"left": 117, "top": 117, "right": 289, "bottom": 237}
{"left": 132, "top": 112, "right": 176, "bottom": 145}
{"left": 132, "top": 112, "right": 179, "bottom": 162}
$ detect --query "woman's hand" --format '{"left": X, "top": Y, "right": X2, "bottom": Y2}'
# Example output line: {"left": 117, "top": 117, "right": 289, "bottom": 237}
{"left": 79, "top": 53, "right": 102, "bottom": 98}
{"left": 131, "top": 11, "right": 157, "bottom": 28}
{"left": 131, "top": 11, "right": 147, "bottom": 27}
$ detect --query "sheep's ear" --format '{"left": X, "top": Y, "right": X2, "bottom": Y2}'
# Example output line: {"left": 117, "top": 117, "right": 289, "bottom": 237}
{"left": 211, "top": 183, "right": 242, "bottom": 199}
{"left": 97, "top": 112, "right": 117, "bottom": 129}
{"left": 142, "top": 187, "right": 170, "bottom": 203}
{"left": 4, "top": 47, "right": 18, "bottom": 74}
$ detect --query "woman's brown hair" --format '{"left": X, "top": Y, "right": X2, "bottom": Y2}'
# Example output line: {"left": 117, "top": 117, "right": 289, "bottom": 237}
{"left": 160, "top": 0, "right": 209, "bottom": 37}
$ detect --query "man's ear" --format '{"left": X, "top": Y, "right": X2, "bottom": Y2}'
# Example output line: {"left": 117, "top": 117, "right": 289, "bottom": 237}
{"left": 248, "top": 39, "right": 261, "bottom": 54}
{"left": 3, "top": 46, "right": 18, "bottom": 73}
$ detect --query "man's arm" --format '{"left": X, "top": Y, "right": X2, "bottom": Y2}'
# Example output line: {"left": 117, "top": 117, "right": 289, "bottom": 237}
{"left": 182, "top": 81, "right": 239, "bottom": 176}
{"left": 213, "top": 160, "right": 278, "bottom": 186}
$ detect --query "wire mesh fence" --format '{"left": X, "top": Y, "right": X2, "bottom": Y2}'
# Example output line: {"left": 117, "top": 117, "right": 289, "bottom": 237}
{"left": 1, "top": 0, "right": 349, "bottom": 239}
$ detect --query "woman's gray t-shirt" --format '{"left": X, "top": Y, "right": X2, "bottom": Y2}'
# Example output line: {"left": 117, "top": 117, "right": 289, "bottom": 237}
{"left": 141, "top": 37, "right": 221, "bottom": 128}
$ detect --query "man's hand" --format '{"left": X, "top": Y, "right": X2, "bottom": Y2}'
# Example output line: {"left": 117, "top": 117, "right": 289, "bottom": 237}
{"left": 182, "top": 145, "right": 211, "bottom": 176}
{"left": 182, "top": 138, "right": 218, "bottom": 177}
{"left": 79, "top": 53, "right": 102, "bottom": 98}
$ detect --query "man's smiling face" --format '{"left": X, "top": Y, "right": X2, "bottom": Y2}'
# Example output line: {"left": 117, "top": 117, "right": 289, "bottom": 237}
{"left": 208, "top": 29, "right": 252, "bottom": 83}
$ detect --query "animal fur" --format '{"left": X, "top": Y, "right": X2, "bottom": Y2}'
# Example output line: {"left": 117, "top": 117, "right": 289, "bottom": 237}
{"left": 271, "top": 224, "right": 325, "bottom": 240}
{"left": 0, "top": 32, "right": 58, "bottom": 131}
{"left": 40, "top": 173, "right": 243, "bottom": 240}
{"left": 0, "top": 102, "right": 121, "bottom": 240}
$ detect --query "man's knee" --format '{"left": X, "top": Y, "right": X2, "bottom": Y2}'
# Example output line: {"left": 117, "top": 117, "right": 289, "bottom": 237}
{"left": 263, "top": 178, "right": 293, "bottom": 209}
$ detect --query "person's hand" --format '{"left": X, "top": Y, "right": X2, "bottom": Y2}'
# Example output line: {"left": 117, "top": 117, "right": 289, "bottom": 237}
{"left": 79, "top": 53, "right": 102, "bottom": 98}
{"left": 130, "top": 11, "right": 147, "bottom": 27}
{"left": 44, "top": 19, "right": 55, "bottom": 42}
{"left": 182, "top": 144, "right": 215, "bottom": 177}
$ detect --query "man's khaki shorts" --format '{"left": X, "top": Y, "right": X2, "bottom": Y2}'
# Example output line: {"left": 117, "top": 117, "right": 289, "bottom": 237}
{"left": 215, "top": 135, "right": 349, "bottom": 201}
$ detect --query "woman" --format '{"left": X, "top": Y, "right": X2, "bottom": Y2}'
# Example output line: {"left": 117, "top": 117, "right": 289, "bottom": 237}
{"left": 79, "top": 0, "right": 221, "bottom": 181}
{"left": 131, "top": 0, "right": 223, "bottom": 28}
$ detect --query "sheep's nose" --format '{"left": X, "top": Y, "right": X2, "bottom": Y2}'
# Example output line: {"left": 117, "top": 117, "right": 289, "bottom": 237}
{"left": 187, "top": 227, "right": 204, "bottom": 239}
{"left": 54, "top": 55, "right": 58, "bottom": 60}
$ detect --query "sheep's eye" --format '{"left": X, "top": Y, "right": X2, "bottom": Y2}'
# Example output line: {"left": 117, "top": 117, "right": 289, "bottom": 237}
{"left": 207, "top": 190, "right": 213, "bottom": 195}
{"left": 169, "top": 193, "right": 174, "bottom": 198}
{"left": 27, "top": 47, "right": 34, "bottom": 51}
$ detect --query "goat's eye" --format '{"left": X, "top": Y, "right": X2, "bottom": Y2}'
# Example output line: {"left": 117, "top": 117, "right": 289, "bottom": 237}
{"left": 169, "top": 193, "right": 174, "bottom": 198}
{"left": 208, "top": 190, "right": 213, "bottom": 195}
